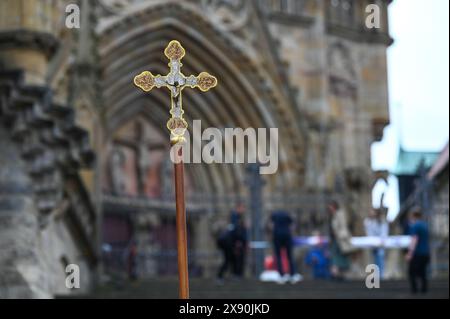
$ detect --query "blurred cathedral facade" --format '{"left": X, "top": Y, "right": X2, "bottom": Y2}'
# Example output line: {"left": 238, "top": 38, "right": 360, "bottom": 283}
{"left": 0, "top": 0, "right": 392, "bottom": 297}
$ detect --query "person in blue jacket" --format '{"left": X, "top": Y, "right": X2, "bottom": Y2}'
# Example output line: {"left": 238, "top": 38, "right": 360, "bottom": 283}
{"left": 406, "top": 207, "right": 430, "bottom": 294}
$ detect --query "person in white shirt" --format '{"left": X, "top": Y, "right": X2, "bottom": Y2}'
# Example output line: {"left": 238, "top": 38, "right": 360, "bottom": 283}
{"left": 364, "top": 209, "right": 389, "bottom": 278}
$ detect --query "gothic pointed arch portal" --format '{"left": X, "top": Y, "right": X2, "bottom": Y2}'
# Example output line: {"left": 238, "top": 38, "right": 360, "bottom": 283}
{"left": 98, "top": 2, "right": 306, "bottom": 202}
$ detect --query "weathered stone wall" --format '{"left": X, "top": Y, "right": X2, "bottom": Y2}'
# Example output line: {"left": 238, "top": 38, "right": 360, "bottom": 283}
{"left": 0, "top": 0, "right": 95, "bottom": 297}
{"left": 0, "top": 127, "right": 47, "bottom": 298}
{"left": 0, "top": 126, "right": 92, "bottom": 298}
{"left": 266, "top": 0, "right": 390, "bottom": 237}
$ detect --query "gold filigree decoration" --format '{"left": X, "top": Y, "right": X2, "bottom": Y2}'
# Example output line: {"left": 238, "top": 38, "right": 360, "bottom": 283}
{"left": 134, "top": 71, "right": 155, "bottom": 92}
{"left": 167, "top": 117, "right": 188, "bottom": 135}
{"left": 197, "top": 72, "right": 218, "bottom": 92}
{"left": 164, "top": 40, "right": 185, "bottom": 61}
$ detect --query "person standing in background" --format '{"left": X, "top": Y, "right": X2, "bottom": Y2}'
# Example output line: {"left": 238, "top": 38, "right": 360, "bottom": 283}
{"left": 126, "top": 239, "right": 138, "bottom": 281}
{"left": 305, "top": 231, "right": 330, "bottom": 279}
{"left": 327, "top": 200, "right": 355, "bottom": 280}
{"left": 406, "top": 207, "right": 431, "bottom": 294}
{"left": 231, "top": 216, "right": 248, "bottom": 279}
{"left": 215, "top": 223, "right": 235, "bottom": 284}
{"left": 226, "top": 203, "right": 248, "bottom": 279}
{"left": 230, "top": 202, "right": 245, "bottom": 229}
{"left": 364, "top": 209, "right": 389, "bottom": 278}
{"left": 270, "top": 210, "right": 302, "bottom": 284}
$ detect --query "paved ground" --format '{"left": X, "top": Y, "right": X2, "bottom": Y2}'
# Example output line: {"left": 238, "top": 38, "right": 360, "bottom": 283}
{"left": 88, "top": 278, "right": 449, "bottom": 299}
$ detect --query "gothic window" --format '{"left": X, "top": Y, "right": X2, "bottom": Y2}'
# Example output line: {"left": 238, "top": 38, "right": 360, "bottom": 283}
{"left": 327, "top": 0, "right": 392, "bottom": 44}
{"left": 330, "top": 0, "right": 355, "bottom": 28}
{"left": 259, "top": 0, "right": 314, "bottom": 26}
{"left": 260, "top": 0, "right": 307, "bottom": 16}
{"left": 293, "top": 0, "right": 306, "bottom": 15}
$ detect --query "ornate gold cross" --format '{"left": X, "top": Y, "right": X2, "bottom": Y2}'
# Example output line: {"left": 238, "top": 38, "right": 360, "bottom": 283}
{"left": 133, "top": 40, "right": 217, "bottom": 299}
{"left": 134, "top": 40, "right": 218, "bottom": 144}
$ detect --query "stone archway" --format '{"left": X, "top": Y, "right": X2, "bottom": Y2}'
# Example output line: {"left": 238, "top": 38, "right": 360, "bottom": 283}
{"left": 96, "top": 1, "right": 310, "bottom": 277}
{"left": 97, "top": 2, "right": 306, "bottom": 196}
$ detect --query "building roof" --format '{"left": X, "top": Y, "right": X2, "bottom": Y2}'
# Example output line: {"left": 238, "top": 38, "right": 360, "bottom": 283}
{"left": 427, "top": 142, "right": 449, "bottom": 180}
{"left": 392, "top": 147, "right": 439, "bottom": 176}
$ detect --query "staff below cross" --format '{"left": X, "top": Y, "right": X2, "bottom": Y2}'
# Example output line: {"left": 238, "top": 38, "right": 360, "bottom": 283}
{"left": 134, "top": 40, "right": 217, "bottom": 299}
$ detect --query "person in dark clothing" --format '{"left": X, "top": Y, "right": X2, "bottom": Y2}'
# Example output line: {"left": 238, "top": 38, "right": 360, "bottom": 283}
{"left": 216, "top": 226, "right": 234, "bottom": 282}
{"left": 231, "top": 217, "right": 248, "bottom": 278}
{"left": 270, "top": 210, "right": 300, "bottom": 284}
{"left": 230, "top": 202, "right": 245, "bottom": 228}
{"left": 406, "top": 207, "right": 430, "bottom": 294}
{"left": 126, "top": 240, "right": 138, "bottom": 281}
{"left": 216, "top": 204, "right": 248, "bottom": 282}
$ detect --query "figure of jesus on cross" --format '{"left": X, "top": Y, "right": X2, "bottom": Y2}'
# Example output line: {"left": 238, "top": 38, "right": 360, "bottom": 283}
{"left": 134, "top": 40, "right": 217, "bottom": 299}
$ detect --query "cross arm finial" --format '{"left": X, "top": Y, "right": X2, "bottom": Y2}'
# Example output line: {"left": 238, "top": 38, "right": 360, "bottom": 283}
{"left": 164, "top": 40, "right": 186, "bottom": 61}
{"left": 133, "top": 70, "right": 217, "bottom": 93}
{"left": 134, "top": 71, "right": 156, "bottom": 92}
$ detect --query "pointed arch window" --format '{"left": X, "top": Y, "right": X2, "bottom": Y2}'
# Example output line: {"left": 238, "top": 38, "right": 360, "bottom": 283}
{"left": 259, "top": 0, "right": 313, "bottom": 26}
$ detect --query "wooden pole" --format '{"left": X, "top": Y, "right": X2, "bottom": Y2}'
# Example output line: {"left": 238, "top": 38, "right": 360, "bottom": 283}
{"left": 174, "top": 147, "right": 189, "bottom": 299}
{"left": 133, "top": 40, "right": 217, "bottom": 299}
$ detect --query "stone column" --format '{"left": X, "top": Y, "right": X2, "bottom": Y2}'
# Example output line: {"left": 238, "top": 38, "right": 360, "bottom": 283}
{"left": 0, "top": 0, "right": 63, "bottom": 84}
{"left": 192, "top": 215, "right": 215, "bottom": 278}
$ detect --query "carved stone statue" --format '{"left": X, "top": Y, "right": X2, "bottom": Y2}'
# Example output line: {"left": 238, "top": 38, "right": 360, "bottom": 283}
{"left": 202, "top": 0, "right": 249, "bottom": 31}
{"left": 110, "top": 147, "right": 126, "bottom": 195}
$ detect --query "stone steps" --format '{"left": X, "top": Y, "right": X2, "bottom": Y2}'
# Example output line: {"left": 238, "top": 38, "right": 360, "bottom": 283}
{"left": 81, "top": 278, "right": 449, "bottom": 299}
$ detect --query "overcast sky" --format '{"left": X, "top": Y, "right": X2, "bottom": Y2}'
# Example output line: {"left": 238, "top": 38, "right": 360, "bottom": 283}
{"left": 371, "top": 0, "right": 449, "bottom": 221}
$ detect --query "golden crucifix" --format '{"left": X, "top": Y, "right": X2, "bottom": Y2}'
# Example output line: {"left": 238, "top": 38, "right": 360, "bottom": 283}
{"left": 133, "top": 40, "right": 217, "bottom": 299}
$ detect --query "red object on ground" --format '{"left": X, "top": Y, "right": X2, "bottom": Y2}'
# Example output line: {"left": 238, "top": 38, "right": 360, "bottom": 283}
{"left": 264, "top": 249, "right": 289, "bottom": 273}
